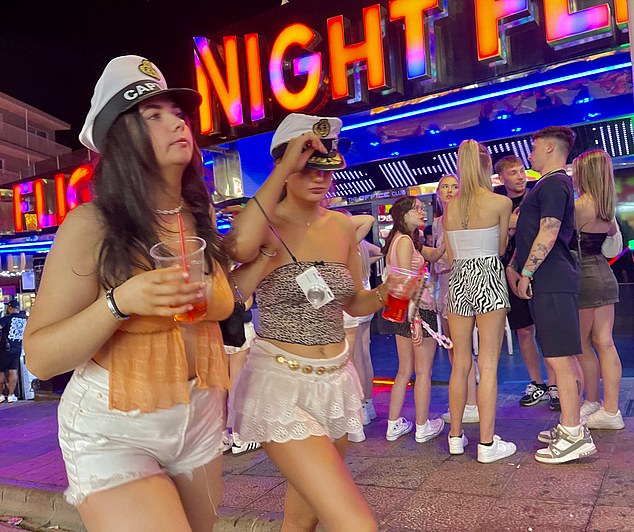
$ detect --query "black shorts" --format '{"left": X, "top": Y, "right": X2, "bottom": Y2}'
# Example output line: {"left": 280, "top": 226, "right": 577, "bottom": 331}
{"left": 529, "top": 293, "right": 581, "bottom": 357}
{"left": 0, "top": 349, "right": 20, "bottom": 371}
{"left": 507, "top": 285, "right": 534, "bottom": 330}
{"left": 394, "top": 308, "right": 438, "bottom": 339}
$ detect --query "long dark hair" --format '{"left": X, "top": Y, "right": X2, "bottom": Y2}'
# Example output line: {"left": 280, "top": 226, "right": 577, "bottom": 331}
{"left": 92, "top": 109, "right": 227, "bottom": 288}
{"left": 381, "top": 196, "right": 422, "bottom": 255}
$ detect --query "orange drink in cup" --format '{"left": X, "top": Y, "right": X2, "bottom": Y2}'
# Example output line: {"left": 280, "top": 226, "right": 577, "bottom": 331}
{"left": 150, "top": 236, "right": 208, "bottom": 322}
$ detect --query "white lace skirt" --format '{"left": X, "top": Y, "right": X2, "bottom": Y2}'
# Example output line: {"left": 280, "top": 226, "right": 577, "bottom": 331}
{"left": 228, "top": 338, "right": 364, "bottom": 443}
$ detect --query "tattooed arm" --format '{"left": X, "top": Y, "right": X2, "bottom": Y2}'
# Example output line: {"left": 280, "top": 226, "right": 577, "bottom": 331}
{"left": 516, "top": 216, "right": 561, "bottom": 299}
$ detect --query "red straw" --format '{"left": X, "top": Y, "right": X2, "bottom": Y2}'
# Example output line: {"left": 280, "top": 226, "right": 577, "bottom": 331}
{"left": 176, "top": 212, "right": 189, "bottom": 276}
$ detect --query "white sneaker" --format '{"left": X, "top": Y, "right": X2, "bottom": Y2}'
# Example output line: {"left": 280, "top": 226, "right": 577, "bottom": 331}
{"left": 361, "top": 403, "right": 371, "bottom": 426}
{"left": 477, "top": 435, "right": 517, "bottom": 464}
{"left": 580, "top": 400, "right": 601, "bottom": 418}
{"left": 535, "top": 424, "right": 597, "bottom": 464}
{"left": 348, "top": 429, "right": 366, "bottom": 443}
{"left": 365, "top": 399, "right": 377, "bottom": 420}
{"left": 386, "top": 417, "right": 413, "bottom": 441}
{"left": 585, "top": 407, "right": 625, "bottom": 430}
{"left": 231, "top": 440, "right": 261, "bottom": 455}
{"left": 0, "top": 394, "right": 5, "bottom": 403}
{"left": 7, "top": 394, "right": 17, "bottom": 403}
{"left": 415, "top": 418, "right": 445, "bottom": 443}
{"left": 441, "top": 404, "right": 480, "bottom": 424}
{"left": 448, "top": 432, "right": 468, "bottom": 455}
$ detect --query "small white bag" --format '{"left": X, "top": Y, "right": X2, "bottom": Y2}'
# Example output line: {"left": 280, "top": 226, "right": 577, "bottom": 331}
{"left": 601, "top": 221, "right": 623, "bottom": 259}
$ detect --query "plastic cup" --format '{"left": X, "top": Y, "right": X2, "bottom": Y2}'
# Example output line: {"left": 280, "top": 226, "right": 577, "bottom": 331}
{"left": 149, "top": 236, "right": 208, "bottom": 322}
{"left": 382, "top": 265, "right": 423, "bottom": 323}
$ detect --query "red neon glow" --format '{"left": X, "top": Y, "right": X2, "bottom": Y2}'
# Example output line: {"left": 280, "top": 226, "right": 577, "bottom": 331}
{"left": 34, "top": 179, "right": 45, "bottom": 230}
{"left": 245, "top": 34, "right": 266, "bottom": 121}
{"left": 55, "top": 173, "right": 67, "bottom": 224}
{"left": 475, "top": 0, "right": 528, "bottom": 61}
{"left": 615, "top": 0, "right": 628, "bottom": 25}
{"left": 66, "top": 165, "right": 94, "bottom": 210}
{"left": 328, "top": 4, "right": 387, "bottom": 100}
{"left": 194, "top": 52, "right": 213, "bottom": 135}
{"left": 13, "top": 185, "right": 23, "bottom": 232}
{"left": 269, "top": 24, "right": 322, "bottom": 111}
{"left": 543, "top": 0, "right": 610, "bottom": 44}
{"left": 389, "top": 0, "right": 438, "bottom": 79}
{"left": 193, "top": 36, "right": 243, "bottom": 129}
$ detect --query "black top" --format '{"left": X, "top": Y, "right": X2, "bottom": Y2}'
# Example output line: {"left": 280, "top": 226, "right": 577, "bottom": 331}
{"left": 495, "top": 181, "right": 537, "bottom": 267}
{"left": 515, "top": 170, "right": 579, "bottom": 293}
{"left": 571, "top": 231, "right": 607, "bottom": 257}
{"left": 0, "top": 311, "right": 27, "bottom": 352}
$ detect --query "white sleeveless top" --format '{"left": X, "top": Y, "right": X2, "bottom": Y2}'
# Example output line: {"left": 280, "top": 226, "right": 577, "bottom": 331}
{"left": 446, "top": 225, "right": 499, "bottom": 259}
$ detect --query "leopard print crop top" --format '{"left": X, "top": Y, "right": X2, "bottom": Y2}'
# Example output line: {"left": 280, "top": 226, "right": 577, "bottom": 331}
{"left": 256, "top": 262, "right": 355, "bottom": 345}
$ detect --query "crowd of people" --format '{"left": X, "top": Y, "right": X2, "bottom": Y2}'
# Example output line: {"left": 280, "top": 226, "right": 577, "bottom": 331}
{"left": 18, "top": 54, "right": 624, "bottom": 530}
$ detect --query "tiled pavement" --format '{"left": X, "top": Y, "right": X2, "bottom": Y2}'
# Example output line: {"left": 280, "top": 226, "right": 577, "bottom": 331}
{"left": 2, "top": 375, "right": 634, "bottom": 531}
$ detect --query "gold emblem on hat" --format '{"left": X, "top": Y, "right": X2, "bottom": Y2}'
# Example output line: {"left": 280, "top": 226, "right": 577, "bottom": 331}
{"left": 312, "top": 119, "right": 331, "bottom": 138}
{"left": 139, "top": 59, "right": 160, "bottom": 80}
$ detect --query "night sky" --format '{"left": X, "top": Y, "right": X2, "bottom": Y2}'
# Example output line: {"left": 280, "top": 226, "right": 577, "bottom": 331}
{"left": 0, "top": 0, "right": 281, "bottom": 149}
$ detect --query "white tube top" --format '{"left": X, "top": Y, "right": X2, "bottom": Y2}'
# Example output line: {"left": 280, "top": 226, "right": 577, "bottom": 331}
{"left": 446, "top": 225, "right": 500, "bottom": 259}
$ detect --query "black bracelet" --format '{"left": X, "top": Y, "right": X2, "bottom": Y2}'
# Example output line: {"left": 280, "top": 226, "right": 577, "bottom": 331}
{"left": 105, "top": 288, "right": 130, "bottom": 320}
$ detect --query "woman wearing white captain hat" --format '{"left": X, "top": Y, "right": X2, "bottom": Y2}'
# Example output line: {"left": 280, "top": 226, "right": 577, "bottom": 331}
{"left": 226, "top": 113, "right": 384, "bottom": 531}
{"left": 24, "top": 55, "right": 233, "bottom": 530}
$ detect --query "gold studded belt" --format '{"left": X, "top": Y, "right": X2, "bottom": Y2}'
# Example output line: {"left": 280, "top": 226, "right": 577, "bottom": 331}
{"left": 274, "top": 354, "right": 349, "bottom": 375}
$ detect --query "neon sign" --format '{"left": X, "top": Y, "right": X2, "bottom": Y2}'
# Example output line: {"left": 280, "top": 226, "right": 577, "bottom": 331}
{"left": 193, "top": 0, "right": 629, "bottom": 135}
{"left": 13, "top": 164, "right": 94, "bottom": 233}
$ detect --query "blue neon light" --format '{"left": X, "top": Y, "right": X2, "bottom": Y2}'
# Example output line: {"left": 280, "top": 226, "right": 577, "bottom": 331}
{"left": 0, "top": 242, "right": 53, "bottom": 250}
{"left": 341, "top": 62, "right": 632, "bottom": 132}
{"left": 0, "top": 248, "right": 51, "bottom": 255}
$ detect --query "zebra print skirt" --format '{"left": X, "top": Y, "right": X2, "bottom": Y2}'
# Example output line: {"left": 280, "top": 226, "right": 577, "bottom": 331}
{"left": 447, "top": 256, "right": 510, "bottom": 317}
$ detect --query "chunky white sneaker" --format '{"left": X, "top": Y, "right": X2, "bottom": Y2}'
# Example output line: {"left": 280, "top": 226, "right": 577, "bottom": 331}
{"left": 386, "top": 417, "right": 413, "bottom": 441}
{"left": 442, "top": 404, "right": 480, "bottom": 424}
{"left": 535, "top": 424, "right": 597, "bottom": 464}
{"left": 365, "top": 399, "right": 377, "bottom": 420}
{"left": 580, "top": 400, "right": 601, "bottom": 418}
{"left": 448, "top": 432, "right": 468, "bottom": 455}
{"left": 7, "top": 394, "right": 17, "bottom": 403}
{"left": 0, "top": 394, "right": 5, "bottom": 403}
{"left": 477, "top": 435, "right": 517, "bottom": 463}
{"left": 361, "top": 403, "right": 371, "bottom": 426}
{"left": 585, "top": 407, "right": 625, "bottom": 430}
{"left": 348, "top": 429, "right": 366, "bottom": 443}
{"left": 415, "top": 418, "right": 445, "bottom": 443}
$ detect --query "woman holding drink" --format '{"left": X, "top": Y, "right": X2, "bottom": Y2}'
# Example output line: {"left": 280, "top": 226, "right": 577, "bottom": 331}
{"left": 24, "top": 56, "right": 233, "bottom": 530}
{"left": 381, "top": 196, "right": 445, "bottom": 443}
{"left": 443, "top": 140, "right": 515, "bottom": 463}
{"left": 226, "top": 113, "right": 385, "bottom": 531}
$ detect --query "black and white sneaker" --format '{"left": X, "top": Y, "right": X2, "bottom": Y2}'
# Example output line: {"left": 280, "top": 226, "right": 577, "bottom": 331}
{"left": 519, "top": 381, "right": 549, "bottom": 407}
{"left": 231, "top": 440, "right": 261, "bottom": 455}
{"left": 548, "top": 385, "right": 561, "bottom": 411}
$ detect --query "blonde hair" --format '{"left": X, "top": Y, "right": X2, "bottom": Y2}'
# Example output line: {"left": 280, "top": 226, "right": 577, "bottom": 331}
{"left": 435, "top": 174, "right": 458, "bottom": 213}
{"left": 456, "top": 140, "right": 492, "bottom": 225}
{"left": 572, "top": 149, "right": 616, "bottom": 222}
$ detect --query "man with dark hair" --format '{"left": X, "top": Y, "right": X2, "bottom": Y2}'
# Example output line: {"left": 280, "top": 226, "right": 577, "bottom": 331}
{"left": 495, "top": 156, "right": 557, "bottom": 409}
{"left": 507, "top": 126, "right": 597, "bottom": 464}
{"left": 0, "top": 300, "right": 27, "bottom": 403}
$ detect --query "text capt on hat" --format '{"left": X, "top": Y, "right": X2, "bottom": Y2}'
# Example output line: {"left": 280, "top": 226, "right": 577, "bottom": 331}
{"left": 270, "top": 113, "right": 346, "bottom": 171}
{"left": 79, "top": 55, "right": 201, "bottom": 153}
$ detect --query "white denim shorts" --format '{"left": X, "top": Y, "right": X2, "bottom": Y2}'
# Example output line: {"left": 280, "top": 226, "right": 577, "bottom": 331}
{"left": 58, "top": 360, "right": 225, "bottom": 506}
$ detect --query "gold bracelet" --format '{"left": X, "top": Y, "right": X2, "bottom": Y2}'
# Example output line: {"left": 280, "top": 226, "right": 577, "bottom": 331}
{"left": 375, "top": 288, "right": 386, "bottom": 306}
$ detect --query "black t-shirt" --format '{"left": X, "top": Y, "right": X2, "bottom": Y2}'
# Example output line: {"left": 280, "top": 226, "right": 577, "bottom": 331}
{"left": 495, "top": 181, "right": 537, "bottom": 266}
{"left": 0, "top": 312, "right": 27, "bottom": 352}
{"left": 515, "top": 171, "right": 579, "bottom": 293}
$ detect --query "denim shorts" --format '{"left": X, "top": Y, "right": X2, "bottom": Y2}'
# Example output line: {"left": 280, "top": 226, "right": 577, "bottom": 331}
{"left": 58, "top": 360, "right": 225, "bottom": 506}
